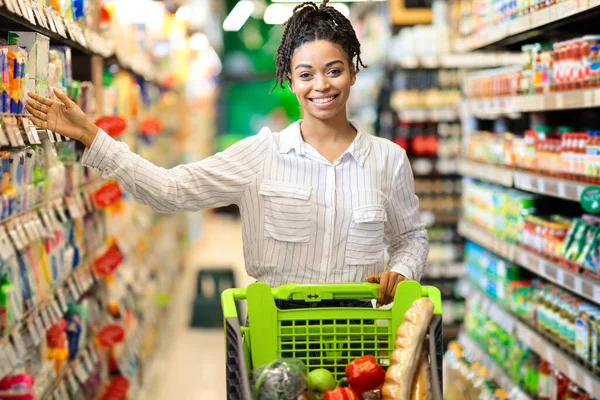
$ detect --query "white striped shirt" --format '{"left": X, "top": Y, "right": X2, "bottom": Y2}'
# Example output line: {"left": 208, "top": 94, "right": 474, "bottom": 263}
{"left": 82, "top": 120, "right": 428, "bottom": 286}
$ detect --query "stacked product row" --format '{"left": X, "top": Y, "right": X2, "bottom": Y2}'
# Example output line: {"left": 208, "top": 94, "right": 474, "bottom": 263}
{"left": 0, "top": 17, "right": 188, "bottom": 400}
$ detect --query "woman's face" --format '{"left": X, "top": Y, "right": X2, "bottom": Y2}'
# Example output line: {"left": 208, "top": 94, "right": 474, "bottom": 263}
{"left": 289, "top": 40, "right": 356, "bottom": 122}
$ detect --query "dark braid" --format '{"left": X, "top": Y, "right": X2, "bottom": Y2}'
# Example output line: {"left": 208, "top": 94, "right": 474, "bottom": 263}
{"left": 272, "top": 0, "right": 366, "bottom": 92}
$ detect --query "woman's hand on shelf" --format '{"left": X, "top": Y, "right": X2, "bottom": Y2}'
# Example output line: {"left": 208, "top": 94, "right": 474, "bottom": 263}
{"left": 26, "top": 88, "right": 99, "bottom": 148}
{"left": 367, "top": 271, "right": 406, "bottom": 307}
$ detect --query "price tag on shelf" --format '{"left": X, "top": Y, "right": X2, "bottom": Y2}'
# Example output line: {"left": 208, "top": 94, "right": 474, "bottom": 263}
{"left": 537, "top": 178, "right": 546, "bottom": 193}
{"left": 67, "top": 370, "right": 78, "bottom": 391}
{"left": 51, "top": 299, "right": 62, "bottom": 320}
{"left": 8, "top": 227, "right": 25, "bottom": 251}
{"left": 4, "top": 0, "right": 20, "bottom": 15}
{"left": 25, "top": 0, "right": 37, "bottom": 25}
{"left": 539, "top": 259, "right": 547, "bottom": 276}
{"left": 44, "top": 8, "right": 57, "bottom": 33}
{"left": 20, "top": 118, "right": 40, "bottom": 144}
{"left": 89, "top": 345, "right": 99, "bottom": 364}
{"left": 58, "top": 382, "right": 69, "bottom": 400}
{"left": 56, "top": 288, "right": 68, "bottom": 313}
{"left": 583, "top": 375, "right": 593, "bottom": 393}
{"left": 41, "top": 306, "right": 52, "bottom": 329}
{"left": 5, "top": 117, "right": 22, "bottom": 147}
{"left": 26, "top": 319, "right": 40, "bottom": 345}
{"left": 74, "top": 362, "right": 89, "bottom": 383}
{"left": 0, "top": 124, "right": 10, "bottom": 147}
{"left": 574, "top": 277, "right": 583, "bottom": 293}
{"left": 0, "top": 346, "right": 9, "bottom": 376}
{"left": 16, "top": 220, "right": 31, "bottom": 245}
{"left": 67, "top": 278, "right": 80, "bottom": 300}
{"left": 35, "top": 216, "right": 47, "bottom": 238}
{"left": 24, "top": 220, "right": 38, "bottom": 241}
{"left": 55, "top": 201, "right": 68, "bottom": 223}
{"left": 556, "top": 93, "right": 565, "bottom": 109}
{"left": 555, "top": 268, "right": 565, "bottom": 285}
{"left": 594, "top": 286, "right": 600, "bottom": 303}
{"left": 17, "top": 0, "right": 29, "bottom": 20}
{"left": 31, "top": 2, "right": 47, "bottom": 28}
{"left": 35, "top": 314, "right": 45, "bottom": 336}
{"left": 66, "top": 197, "right": 82, "bottom": 219}
{"left": 568, "top": 364, "right": 576, "bottom": 379}
{"left": 4, "top": 342, "right": 19, "bottom": 367}
{"left": 12, "top": 331, "right": 27, "bottom": 358}
{"left": 545, "top": 347, "right": 554, "bottom": 363}
{"left": 82, "top": 350, "right": 94, "bottom": 370}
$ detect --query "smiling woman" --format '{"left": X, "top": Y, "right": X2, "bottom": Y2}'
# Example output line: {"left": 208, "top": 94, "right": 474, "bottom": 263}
{"left": 26, "top": 0, "right": 429, "bottom": 309}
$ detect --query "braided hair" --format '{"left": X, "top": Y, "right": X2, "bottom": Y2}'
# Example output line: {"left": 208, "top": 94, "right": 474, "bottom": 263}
{"left": 272, "top": 0, "right": 366, "bottom": 92}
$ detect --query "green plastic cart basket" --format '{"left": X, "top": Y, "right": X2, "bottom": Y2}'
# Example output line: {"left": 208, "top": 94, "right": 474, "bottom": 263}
{"left": 221, "top": 280, "right": 443, "bottom": 400}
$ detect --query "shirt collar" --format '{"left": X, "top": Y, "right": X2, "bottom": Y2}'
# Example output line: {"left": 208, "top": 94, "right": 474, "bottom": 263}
{"left": 277, "top": 120, "right": 371, "bottom": 166}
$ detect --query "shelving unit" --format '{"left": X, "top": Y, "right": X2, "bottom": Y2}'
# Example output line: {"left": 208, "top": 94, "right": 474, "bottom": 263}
{"left": 0, "top": 3, "right": 162, "bottom": 84}
{"left": 458, "top": 160, "right": 589, "bottom": 202}
{"left": 455, "top": 0, "right": 600, "bottom": 52}
{"left": 0, "top": 1, "right": 190, "bottom": 398}
{"left": 459, "top": 280, "right": 600, "bottom": 394}
{"left": 452, "top": 0, "right": 600, "bottom": 394}
{"left": 463, "top": 88, "right": 600, "bottom": 118}
{"left": 458, "top": 332, "right": 533, "bottom": 400}
{"left": 458, "top": 219, "right": 600, "bottom": 303}
{"left": 397, "top": 52, "right": 525, "bottom": 69}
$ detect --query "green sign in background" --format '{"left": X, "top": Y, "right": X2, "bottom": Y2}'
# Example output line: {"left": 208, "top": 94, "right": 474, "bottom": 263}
{"left": 581, "top": 186, "right": 600, "bottom": 214}
{"left": 217, "top": 1, "right": 302, "bottom": 151}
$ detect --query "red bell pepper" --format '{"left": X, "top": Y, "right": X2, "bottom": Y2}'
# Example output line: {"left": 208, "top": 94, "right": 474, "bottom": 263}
{"left": 323, "top": 387, "right": 359, "bottom": 400}
{"left": 345, "top": 355, "right": 385, "bottom": 394}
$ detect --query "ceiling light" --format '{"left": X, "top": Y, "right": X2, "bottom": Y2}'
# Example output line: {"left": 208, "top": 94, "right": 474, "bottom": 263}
{"left": 264, "top": 3, "right": 349, "bottom": 24}
{"left": 175, "top": 5, "right": 191, "bottom": 21}
{"left": 272, "top": 0, "right": 384, "bottom": 2}
{"left": 223, "top": 0, "right": 255, "bottom": 32}
{"left": 190, "top": 32, "right": 210, "bottom": 51}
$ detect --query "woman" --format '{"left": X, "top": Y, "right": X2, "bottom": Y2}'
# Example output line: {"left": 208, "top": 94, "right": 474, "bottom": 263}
{"left": 26, "top": 0, "right": 428, "bottom": 308}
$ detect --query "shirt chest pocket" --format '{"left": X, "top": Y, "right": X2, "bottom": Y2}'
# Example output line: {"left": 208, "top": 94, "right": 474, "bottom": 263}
{"left": 260, "top": 180, "right": 312, "bottom": 243}
{"left": 345, "top": 205, "right": 387, "bottom": 265}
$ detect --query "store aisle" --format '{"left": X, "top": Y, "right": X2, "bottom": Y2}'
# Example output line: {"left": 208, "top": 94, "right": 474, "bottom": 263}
{"left": 147, "top": 213, "right": 252, "bottom": 400}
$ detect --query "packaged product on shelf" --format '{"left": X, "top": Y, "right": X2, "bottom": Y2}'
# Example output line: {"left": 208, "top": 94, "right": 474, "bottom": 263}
{"left": 463, "top": 179, "right": 537, "bottom": 243}
{"left": 0, "top": 45, "right": 27, "bottom": 115}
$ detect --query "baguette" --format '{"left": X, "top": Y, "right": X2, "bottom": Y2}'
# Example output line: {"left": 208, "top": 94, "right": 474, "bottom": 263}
{"left": 410, "top": 350, "right": 431, "bottom": 400}
{"left": 381, "top": 298, "right": 434, "bottom": 400}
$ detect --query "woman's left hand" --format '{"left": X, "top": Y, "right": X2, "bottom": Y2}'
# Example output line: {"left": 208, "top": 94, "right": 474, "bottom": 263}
{"left": 367, "top": 271, "right": 407, "bottom": 307}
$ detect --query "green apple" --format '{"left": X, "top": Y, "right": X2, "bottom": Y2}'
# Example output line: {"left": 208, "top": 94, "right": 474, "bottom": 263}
{"left": 307, "top": 368, "right": 336, "bottom": 393}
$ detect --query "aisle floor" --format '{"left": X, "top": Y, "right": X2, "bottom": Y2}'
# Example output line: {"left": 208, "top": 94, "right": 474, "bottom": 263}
{"left": 148, "top": 213, "right": 251, "bottom": 400}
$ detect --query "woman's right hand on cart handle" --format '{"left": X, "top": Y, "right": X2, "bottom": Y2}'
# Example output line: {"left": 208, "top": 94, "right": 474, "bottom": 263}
{"left": 26, "top": 88, "right": 98, "bottom": 148}
{"left": 367, "top": 271, "right": 406, "bottom": 308}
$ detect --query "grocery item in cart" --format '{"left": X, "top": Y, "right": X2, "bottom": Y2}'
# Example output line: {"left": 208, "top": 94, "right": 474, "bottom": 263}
{"left": 382, "top": 297, "right": 434, "bottom": 400}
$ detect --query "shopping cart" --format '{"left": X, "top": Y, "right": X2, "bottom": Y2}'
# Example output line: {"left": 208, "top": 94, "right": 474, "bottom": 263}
{"left": 221, "top": 280, "right": 443, "bottom": 400}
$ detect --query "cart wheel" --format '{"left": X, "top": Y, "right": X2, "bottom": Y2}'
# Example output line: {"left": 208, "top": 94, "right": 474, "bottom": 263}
{"left": 225, "top": 317, "right": 253, "bottom": 400}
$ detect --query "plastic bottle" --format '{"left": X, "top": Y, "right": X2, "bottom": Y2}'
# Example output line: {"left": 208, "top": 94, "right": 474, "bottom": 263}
{"left": 538, "top": 358, "right": 552, "bottom": 400}
{"left": 566, "top": 381, "right": 583, "bottom": 400}
{"left": 575, "top": 305, "right": 592, "bottom": 362}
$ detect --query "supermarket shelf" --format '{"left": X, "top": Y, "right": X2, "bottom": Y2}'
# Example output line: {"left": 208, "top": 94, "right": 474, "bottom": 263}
{"left": 458, "top": 219, "right": 600, "bottom": 305}
{"left": 458, "top": 219, "right": 518, "bottom": 262}
{"left": 455, "top": 0, "right": 600, "bottom": 52}
{"left": 396, "top": 52, "right": 525, "bottom": 69}
{"left": 464, "top": 88, "right": 600, "bottom": 118}
{"left": 0, "top": 4, "right": 160, "bottom": 83}
{"left": 513, "top": 171, "right": 587, "bottom": 202}
{"left": 460, "top": 280, "right": 600, "bottom": 394}
{"left": 412, "top": 158, "right": 459, "bottom": 176}
{"left": 459, "top": 160, "right": 589, "bottom": 202}
{"left": 458, "top": 159, "right": 514, "bottom": 186}
{"left": 396, "top": 107, "right": 459, "bottom": 122}
{"left": 458, "top": 332, "right": 532, "bottom": 400}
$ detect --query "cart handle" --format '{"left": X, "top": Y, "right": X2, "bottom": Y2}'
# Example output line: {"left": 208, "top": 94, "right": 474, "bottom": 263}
{"left": 222, "top": 282, "right": 440, "bottom": 319}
